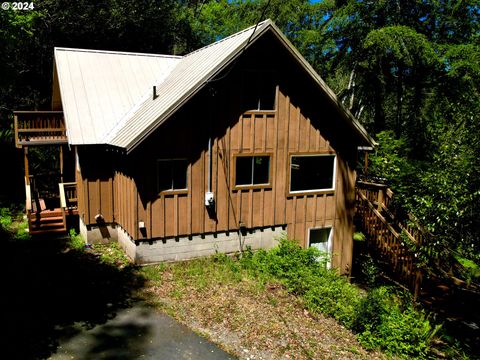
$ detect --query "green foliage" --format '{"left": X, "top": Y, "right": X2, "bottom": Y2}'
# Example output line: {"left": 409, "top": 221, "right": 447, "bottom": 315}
{"left": 239, "top": 239, "right": 438, "bottom": 357}
{"left": 68, "top": 228, "right": 85, "bottom": 251}
{"left": 0, "top": 207, "right": 13, "bottom": 228}
{"left": 357, "top": 253, "right": 380, "bottom": 288}
{"left": 353, "top": 232, "right": 365, "bottom": 242}
{"left": 0, "top": 206, "right": 29, "bottom": 240}
{"left": 454, "top": 255, "right": 480, "bottom": 286}
{"left": 355, "top": 287, "right": 439, "bottom": 359}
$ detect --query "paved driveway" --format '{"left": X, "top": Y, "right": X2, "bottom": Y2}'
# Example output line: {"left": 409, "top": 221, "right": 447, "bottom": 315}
{"left": 49, "top": 304, "right": 235, "bottom": 359}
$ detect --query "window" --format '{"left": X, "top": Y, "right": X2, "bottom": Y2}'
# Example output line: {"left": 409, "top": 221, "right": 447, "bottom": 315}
{"left": 290, "top": 154, "right": 336, "bottom": 193}
{"left": 243, "top": 73, "right": 276, "bottom": 111}
{"left": 309, "top": 227, "right": 333, "bottom": 268}
{"left": 235, "top": 155, "right": 270, "bottom": 187}
{"left": 157, "top": 159, "right": 188, "bottom": 192}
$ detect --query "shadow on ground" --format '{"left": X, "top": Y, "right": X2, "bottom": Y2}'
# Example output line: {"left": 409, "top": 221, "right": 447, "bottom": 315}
{"left": 1, "top": 227, "right": 146, "bottom": 360}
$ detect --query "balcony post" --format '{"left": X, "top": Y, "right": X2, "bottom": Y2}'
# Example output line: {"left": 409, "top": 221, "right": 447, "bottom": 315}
{"left": 23, "top": 147, "right": 30, "bottom": 185}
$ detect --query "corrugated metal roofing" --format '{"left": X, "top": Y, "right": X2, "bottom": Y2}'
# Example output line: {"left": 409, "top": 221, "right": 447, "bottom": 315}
{"left": 54, "top": 48, "right": 180, "bottom": 144}
{"left": 56, "top": 19, "right": 374, "bottom": 150}
{"left": 104, "top": 20, "right": 272, "bottom": 149}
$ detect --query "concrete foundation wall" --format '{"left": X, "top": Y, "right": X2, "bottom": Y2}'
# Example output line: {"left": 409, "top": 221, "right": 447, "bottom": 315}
{"left": 82, "top": 216, "right": 284, "bottom": 264}
{"left": 134, "top": 227, "right": 284, "bottom": 264}
{"left": 80, "top": 217, "right": 118, "bottom": 244}
{"left": 117, "top": 226, "right": 138, "bottom": 261}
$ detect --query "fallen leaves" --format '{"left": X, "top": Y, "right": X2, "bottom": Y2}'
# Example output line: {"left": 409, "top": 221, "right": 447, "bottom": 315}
{"left": 140, "top": 263, "right": 386, "bottom": 360}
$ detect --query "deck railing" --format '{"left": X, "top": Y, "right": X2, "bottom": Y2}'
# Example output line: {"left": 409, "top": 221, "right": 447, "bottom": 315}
{"left": 356, "top": 181, "right": 423, "bottom": 298}
{"left": 14, "top": 111, "right": 67, "bottom": 147}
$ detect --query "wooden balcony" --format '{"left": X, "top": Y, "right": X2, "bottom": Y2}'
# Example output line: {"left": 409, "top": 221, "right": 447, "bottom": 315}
{"left": 14, "top": 111, "right": 67, "bottom": 148}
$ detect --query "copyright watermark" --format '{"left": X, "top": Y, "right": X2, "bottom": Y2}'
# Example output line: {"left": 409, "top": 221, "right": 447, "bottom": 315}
{"left": 2, "top": 2, "right": 35, "bottom": 10}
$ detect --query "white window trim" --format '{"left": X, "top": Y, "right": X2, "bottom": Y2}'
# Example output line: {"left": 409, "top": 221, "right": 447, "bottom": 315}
{"left": 308, "top": 226, "right": 333, "bottom": 269}
{"left": 289, "top": 153, "right": 337, "bottom": 193}
{"left": 156, "top": 158, "right": 189, "bottom": 193}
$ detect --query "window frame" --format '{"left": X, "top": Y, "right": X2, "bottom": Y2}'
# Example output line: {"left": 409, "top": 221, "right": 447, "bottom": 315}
{"left": 156, "top": 158, "right": 189, "bottom": 195}
{"left": 308, "top": 226, "right": 333, "bottom": 269}
{"left": 288, "top": 152, "right": 337, "bottom": 196}
{"left": 232, "top": 153, "right": 273, "bottom": 190}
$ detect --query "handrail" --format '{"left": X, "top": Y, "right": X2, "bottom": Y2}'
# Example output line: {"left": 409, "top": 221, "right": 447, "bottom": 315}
{"left": 25, "top": 177, "right": 32, "bottom": 211}
{"left": 356, "top": 182, "right": 423, "bottom": 298}
{"left": 357, "top": 190, "right": 400, "bottom": 239}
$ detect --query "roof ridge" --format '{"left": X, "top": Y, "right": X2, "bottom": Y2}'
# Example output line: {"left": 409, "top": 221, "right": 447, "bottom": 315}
{"left": 54, "top": 47, "right": 183, "bottom": 59}
{"left": 184, "top": 19, "right": 272, "bottom": 58}
{"left": 103, "top": 20, "right": 273, "bottom": 146}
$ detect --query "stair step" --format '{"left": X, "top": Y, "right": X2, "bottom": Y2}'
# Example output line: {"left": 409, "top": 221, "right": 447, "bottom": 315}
{"left": 32, "top": 215, "right": 64, "bottom": 222}
{"left": 31, "top": 224, "right": 64, "bottom": 231}
{"left": 30, "top": 227, "right": 67, "bottom": 236}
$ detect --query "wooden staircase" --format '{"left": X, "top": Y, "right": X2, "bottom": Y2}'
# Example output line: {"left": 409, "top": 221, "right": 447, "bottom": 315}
{"left": 29, "top": 208, "right": 66, "bottom": 235}
{"left": 355, "top": 180, "right": 425, "bottom": 298}
{"left": 25, "top": 177, "right": 78, "bottom": 237}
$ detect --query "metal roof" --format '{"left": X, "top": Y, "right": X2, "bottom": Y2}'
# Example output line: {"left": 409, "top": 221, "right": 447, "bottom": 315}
{"left": 54, "top": 48, "right": 180, "bottom": 144}
{"left": 56, "top": 19, "right": 374, "bottom": 150}
{"left": 104, "top": 20, "right": 272, "bottom": 149}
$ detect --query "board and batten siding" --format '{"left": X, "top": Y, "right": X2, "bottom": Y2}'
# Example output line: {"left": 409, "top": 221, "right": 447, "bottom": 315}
{"left": 73, "top": 84, "right": 356, "bottom": 273}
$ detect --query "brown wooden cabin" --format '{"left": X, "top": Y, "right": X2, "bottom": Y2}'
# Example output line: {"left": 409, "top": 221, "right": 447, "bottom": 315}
{"left": 16, "top": 20, "right": 374, "bottom": 274}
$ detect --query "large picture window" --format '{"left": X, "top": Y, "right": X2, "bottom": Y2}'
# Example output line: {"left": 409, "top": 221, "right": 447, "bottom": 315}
{"left": 290, "top": 154, "right": 336, "bottom": 193}
{"left": 235, "top": 155, "right": 270, "bottom": 187}
{"left": 157, "top": 159, "right": 188, "bottom": 192}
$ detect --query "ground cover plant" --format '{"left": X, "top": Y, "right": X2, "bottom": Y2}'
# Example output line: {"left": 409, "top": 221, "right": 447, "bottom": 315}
{"left": 139, "top": 238, "right": 450, "bottom": 359}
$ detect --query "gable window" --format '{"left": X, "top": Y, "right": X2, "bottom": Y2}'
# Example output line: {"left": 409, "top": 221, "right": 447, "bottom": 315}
{"left": 157, "top": 159, "right": 188, "bottom": 192}
{"left": 235, "top": 155, "right": 270, "bottom": 187}
{"left": 309, "top": 227, "right": 333, "bottom": 268}
{"left": 290, "top": 154, "right": 336, "bottom": 193}
{"left": 243, "top": 73, "right": 276, "bottom": 111}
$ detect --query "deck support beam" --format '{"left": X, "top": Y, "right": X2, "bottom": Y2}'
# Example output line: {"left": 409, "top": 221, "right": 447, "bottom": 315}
{"left": 23, "top": 147, "right": 29, "bottom": 185}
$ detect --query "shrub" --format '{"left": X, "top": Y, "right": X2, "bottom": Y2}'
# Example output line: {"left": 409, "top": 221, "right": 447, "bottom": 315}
{"left": 354, "top": 287, "right": 439, "bottom": 358}
{"left": 0, "top": 207, "right": 12, "bottom": 228}
{"left": 241, "top": 239, "right": 438, "bottom": 358}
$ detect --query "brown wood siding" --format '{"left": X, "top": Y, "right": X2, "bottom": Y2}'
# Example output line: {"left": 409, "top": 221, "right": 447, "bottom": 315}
{"left": 78, "top": 35, "right": 360, "bottom": 273}
{"left": 75, "top": 146, "right": 115, "bottom": 226}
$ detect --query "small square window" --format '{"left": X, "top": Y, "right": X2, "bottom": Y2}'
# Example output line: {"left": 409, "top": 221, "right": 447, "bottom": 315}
{"left": 235, "top": 155, "right": 270, "bottom": 187}
{"left": 290, "top": 154, "right": 336, "bottom": 193}
{"left": 157, "top": 159, "right": 188, "bottom": 192}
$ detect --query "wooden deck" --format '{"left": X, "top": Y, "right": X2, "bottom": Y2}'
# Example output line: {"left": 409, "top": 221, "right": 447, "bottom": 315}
{"left": 14, "top": 111, "right": 67, "bottom": 147}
